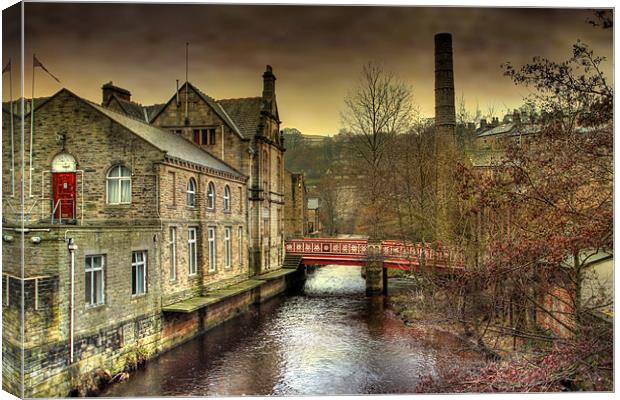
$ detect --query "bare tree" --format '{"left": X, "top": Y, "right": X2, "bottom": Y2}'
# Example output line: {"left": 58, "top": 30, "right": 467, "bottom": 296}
{"left": 341, "top": 62, "right": 415, "bottom": 238}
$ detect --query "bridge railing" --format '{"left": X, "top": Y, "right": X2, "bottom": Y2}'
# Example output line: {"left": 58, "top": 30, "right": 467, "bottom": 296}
{"left": 284, "top": 238, "right": 465, "bottom": 270}
{"left": 285, "top": 238, "right": 368, "bottom": 258}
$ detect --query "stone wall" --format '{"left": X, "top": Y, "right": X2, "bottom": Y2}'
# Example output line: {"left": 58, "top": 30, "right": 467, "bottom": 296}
{"left": 150, "top": 85, "right": 250, "bottom": 174}
{"left": 157, "top": 162, "right": 249, "bottom": 305}
{"left": 283, "top": 171, "right": 307, "bottom": 239}
{"left": 17, "top": 90, "right": 164, "bottom": 226}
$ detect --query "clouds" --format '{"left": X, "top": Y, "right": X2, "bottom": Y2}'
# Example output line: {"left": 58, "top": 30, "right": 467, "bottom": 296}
{"left": 2, "top": 4, "right": 612, "bottom": 134}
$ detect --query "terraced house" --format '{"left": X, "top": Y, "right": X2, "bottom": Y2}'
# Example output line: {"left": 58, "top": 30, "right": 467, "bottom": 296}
{"left": 1, "top": 66, "right": 293, "bottom": 397}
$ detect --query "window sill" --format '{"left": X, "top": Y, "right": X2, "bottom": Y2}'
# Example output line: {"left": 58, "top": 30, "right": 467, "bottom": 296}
{"left": 188, "top": 273, "right": 198, "bottom": 278}
{"left": 106, "top": 204, "right": 131, "bottom": 208}
{"left": 206, "top": 269, "right": 217, "bottom": 276}
{"left": 206, "top": 208, "right": 216, "bottom": 213}
{"left": 131, "top": 293, "right": 147, "bottom": 299}
{"left": 86, "top": 303, "right": 106, "bottom": 310}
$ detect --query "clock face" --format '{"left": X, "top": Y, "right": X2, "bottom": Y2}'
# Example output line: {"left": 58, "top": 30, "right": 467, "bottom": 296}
{"left": 51, "top": 153, "right": 77, "bottom": 173}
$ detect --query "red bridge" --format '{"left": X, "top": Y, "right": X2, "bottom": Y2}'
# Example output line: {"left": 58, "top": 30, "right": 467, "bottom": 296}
{"left": 284, "top": 238, "right": 465, "bottom": 272}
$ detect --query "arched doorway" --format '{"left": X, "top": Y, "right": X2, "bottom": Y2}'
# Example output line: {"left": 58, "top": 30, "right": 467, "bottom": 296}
{"left": 51, "top": 153, "right": 77, "bottom": 221}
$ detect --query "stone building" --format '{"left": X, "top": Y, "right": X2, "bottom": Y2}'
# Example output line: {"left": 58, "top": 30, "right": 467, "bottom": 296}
{"left": 307, "top": 197, "right": 321, "bottom": 234}
{"left": 100, "top": 65, "right": 285, "bottom": 275}
{"left": 282, "top": 170, "right": 308, "bottom": 239}
{"left": 1, "top": 66, "right": 290, "bottom": 397}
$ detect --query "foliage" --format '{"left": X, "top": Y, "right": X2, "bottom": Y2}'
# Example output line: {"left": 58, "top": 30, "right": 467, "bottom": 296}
{"left": 416, "top": 327, "right": 612, "bottom": 392}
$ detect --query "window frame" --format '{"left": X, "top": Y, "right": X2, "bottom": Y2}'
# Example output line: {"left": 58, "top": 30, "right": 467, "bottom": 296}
{"left": 224, "top": 227, "right": 232, "bottom": 269}
{"left": 131, "top": 250, "right": 147, "bottom": 296}
{"left": 207, "top": 226, "right": 216, "bottom": 273}
{"left": 106, "top": 165, "right": 132, "bottom": 205}
{"left": 85, "top": 254, "right": 105, "bottom": 307}
{"left": 209, "top": 128, "right": 217, "bottom": 145}
{"left": 223, "top": 185, "right": 231, "bottom": 212}
{"left": 207, "top": 182, "right": 215, "bottom": 210}
{"left": 238, "top": 226, "right": 243, "bottom": 268}
{"left": 169, "top": 227, "right": 177, "bottom": 281}
{"left": 187, "top": 178, "right": 197, "bottom": 208}
{"left": 188, "top": 227, "right": 198, "bottom": 276}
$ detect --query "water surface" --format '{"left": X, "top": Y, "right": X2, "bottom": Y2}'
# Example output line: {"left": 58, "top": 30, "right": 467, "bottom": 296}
{"left": 101, "top": 265, "right": 478, "bottom": 396}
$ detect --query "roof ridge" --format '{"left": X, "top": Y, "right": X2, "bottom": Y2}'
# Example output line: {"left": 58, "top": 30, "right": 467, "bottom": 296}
{"left": 100, "top": 96, "right": 157, "bottom": 124}
{"left": 80, "top": 96, "right": 246, "bottom": 178}
{"left": 217, "top": 96, "right": 262, "bottom": 102}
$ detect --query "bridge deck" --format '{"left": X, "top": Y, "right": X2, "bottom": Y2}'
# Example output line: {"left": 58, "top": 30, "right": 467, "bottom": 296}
{"left": 284, "top": 238, "right": 464, "bottom": 271}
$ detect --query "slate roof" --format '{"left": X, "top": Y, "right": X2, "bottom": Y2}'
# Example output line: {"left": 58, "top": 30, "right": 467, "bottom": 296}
{"left": 84, "top": 98, "right": 245, "bottom": 179}
{"left": 147, "top": 82, "right": 245, "bottom": 138}
{"left": 108, "top": 94, "right": 166, "bottom": 123}
{"left": 477, "top": 123, "right": 541, "bottom": 138}
{"left": 478, "top": 123, "right": 515, "bottom": 137}
{"left": 188, "top": 83, "right": 244, "bottom": 138}
{"left": 3, "top": 97, "right": 50, "bottom": 116}
{"left": 145, "top": 103, "right": 165, "bottom": 121}
{"left": 217, "top": 97, "right": 263, "bottom": 138}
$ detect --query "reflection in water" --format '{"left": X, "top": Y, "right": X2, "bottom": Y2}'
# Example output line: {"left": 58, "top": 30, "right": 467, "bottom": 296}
{"left": 101, "top": 265, "right": 477, "bottom": 396}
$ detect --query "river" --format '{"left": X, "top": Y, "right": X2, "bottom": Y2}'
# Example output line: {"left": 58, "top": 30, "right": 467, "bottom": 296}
{"left": 100, "top": 265, "right": 479, "bottom": 396}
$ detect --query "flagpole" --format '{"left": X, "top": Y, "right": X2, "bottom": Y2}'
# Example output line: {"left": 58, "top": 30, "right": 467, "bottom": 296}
{"left": 29, "top": 53, "right": 35, "bottom": 197}
{"left": 8, "top": 59, "right": 15, "bottom": 197}
{"left": 185, "top": 42, "right": 189, "bottom": 123}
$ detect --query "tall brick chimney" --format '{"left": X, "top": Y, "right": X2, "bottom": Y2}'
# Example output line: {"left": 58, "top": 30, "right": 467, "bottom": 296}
{"left": 262, "top": 65, "right": 276, "bottom": 103}
{"left": 434, "top": 33, "right": 456, "bottom": 139}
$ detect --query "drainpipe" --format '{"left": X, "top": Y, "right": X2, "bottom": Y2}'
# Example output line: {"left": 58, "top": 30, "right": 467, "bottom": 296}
{"left": 67, "top": 238, "right": 78, "bottom": 363}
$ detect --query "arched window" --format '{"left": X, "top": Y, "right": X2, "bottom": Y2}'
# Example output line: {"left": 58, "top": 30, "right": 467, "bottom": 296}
{"left": 223, "top": 185, "right": 231, "bottom": 212}
{"left": 106, "top": 165, "right": 131, "bottom": 204}
{"left": 207, "top": 182, "right": 215, "bottom": 210}
{"left": 187, "top": 178, "right": 196, "bottom": 207}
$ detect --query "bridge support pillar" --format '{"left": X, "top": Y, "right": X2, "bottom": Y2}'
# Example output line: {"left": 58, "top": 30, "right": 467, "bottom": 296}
{"left": 365, "top": 242, "right": 386, "bottom": 296}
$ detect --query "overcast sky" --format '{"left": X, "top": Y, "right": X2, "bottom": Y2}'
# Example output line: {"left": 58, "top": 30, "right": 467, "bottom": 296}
{"left": 2, "top": 3, "right": 613, "bottom": 134}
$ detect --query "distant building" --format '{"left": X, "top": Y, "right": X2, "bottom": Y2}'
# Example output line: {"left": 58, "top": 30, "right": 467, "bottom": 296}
{"left": 302, "top": 134, "right": 327, "bottom": 146}
{"left": 307, "top": 197, "right": 321, "bottom": 234}
{"left": 283, "top": 170, "right": 308, "bottom": 238}
{"left": 467, "top": 110, "right": 540, "bottom": 169}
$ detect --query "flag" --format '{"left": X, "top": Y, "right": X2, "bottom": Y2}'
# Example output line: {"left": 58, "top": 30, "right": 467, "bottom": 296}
{"left": 2, "top": 59, "right": 10, "bottom": 74}
{"left": 33, "top": 55, "right": 60, "bottom": 83}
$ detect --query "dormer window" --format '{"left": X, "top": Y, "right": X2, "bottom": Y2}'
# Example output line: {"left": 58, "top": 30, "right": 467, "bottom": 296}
{"left": 192, "top": 128, "right": 217, "bottom": 145}
{"left": 209, "top": 128, "right": 217, "bottom": 145}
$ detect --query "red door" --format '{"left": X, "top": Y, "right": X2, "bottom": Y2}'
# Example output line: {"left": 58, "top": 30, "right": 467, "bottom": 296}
{"left": 52, "top": 172, "right": 76, "bottom": 220}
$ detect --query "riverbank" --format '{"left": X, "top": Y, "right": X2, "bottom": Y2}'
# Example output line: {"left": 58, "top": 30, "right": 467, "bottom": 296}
{"left": 386, "top": 276, "right": 613, "bottom": 393}
{"left": 100, "top": 265, "right": 485, "bottom": 397}
{"left": 65, "top": 267, "right": 304, "bottom": 397}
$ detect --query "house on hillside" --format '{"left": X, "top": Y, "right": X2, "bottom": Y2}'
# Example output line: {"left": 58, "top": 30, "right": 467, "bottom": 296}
{"left": 307, "top": 197, "right": 321, "bottom": 235}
